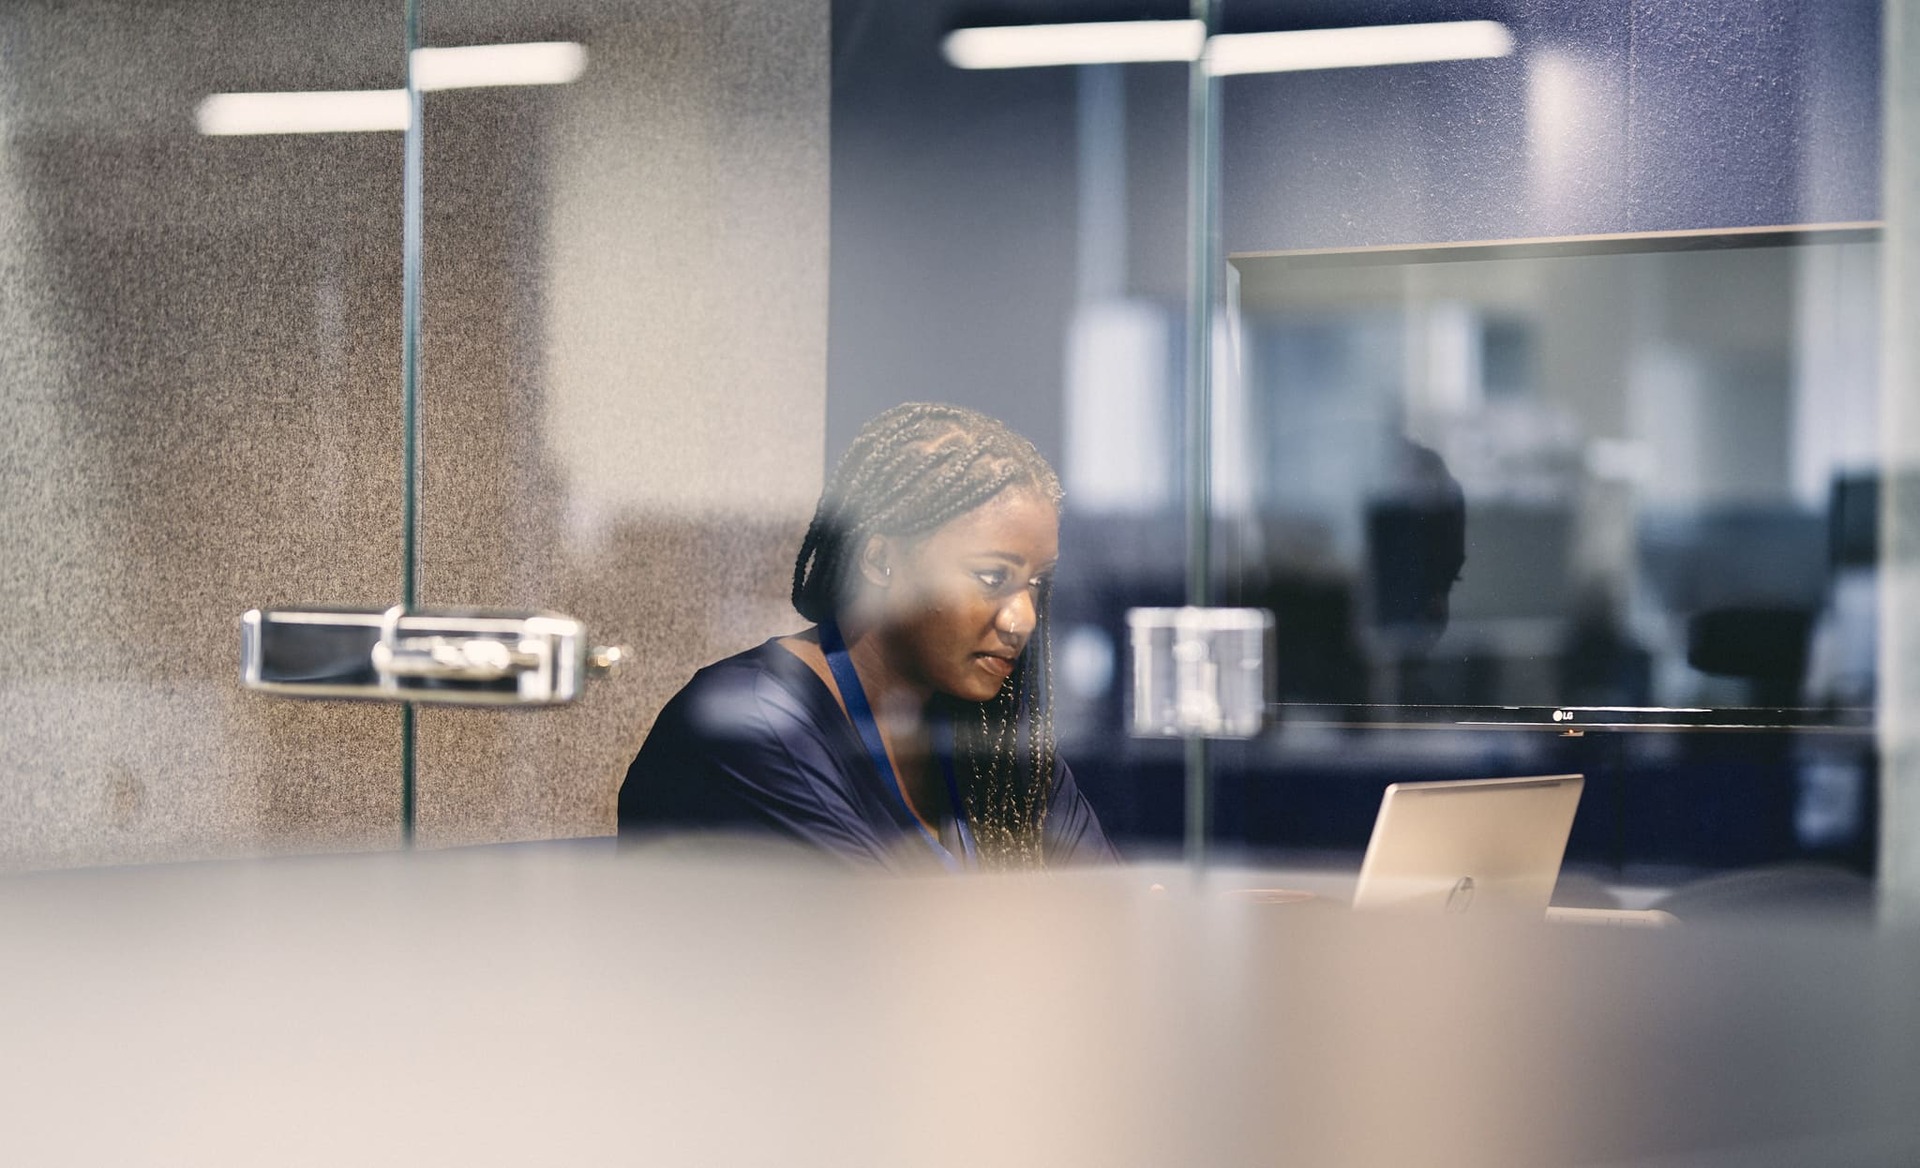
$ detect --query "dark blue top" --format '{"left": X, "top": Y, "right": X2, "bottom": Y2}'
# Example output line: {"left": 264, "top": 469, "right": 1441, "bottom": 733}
{"left": 617, "top": 639, "right": 1117, "bottom": 871}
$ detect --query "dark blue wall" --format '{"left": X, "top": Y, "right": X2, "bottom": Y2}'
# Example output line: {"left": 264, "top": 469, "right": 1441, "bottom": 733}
{"left": 1221, "top": 0, "right": 1880, "bottom": 253}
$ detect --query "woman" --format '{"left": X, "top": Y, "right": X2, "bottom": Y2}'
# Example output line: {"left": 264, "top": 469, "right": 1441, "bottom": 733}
{"left": 617, "top": 402, "right": 1115, "bottom": 871}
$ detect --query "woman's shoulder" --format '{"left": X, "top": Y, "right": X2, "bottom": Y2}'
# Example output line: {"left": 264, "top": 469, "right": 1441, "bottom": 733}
{"left": 688, "top": 637, "right": 823, "bottom": 693}
{"left": 681, "top": 637, "right": 795, "bottom": 683}
{"left": 621, "top": 637, "right": 873, "bottom": 846}
{"left": 655, "top": 638, "right": 836, "bottom": 741}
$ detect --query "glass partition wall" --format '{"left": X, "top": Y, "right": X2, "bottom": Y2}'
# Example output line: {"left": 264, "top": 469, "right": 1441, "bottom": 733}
{"left": 1202, "top": 0, "right": 1886, "bottom": 888}
{"left": 0, "top": 0, "right": 412, "bottom": 869}
{"left": 0, "top": 0, "right": 829, "bottom": 871}
{"left": 876, "top": 0, "right": 1890, "bottom": 880}
{"left": 832, "top": 4, "right": 1201, "bottom": 861}
{"left": 0, "top": 0, "right": 1904, "bottom": 891}
{"left": 406, "top": 0, "right": 829, "bottom": 849}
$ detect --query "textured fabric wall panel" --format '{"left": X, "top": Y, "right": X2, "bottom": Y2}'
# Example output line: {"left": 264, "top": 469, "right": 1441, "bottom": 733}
{"left": 413, "top": 0, "right": 831, "bottom": 846}
{"left": 0, "top": 1, "right": 410, "bottom": 870}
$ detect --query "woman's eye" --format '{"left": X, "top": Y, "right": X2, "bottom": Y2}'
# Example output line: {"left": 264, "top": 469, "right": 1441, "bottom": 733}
{"left": 974, "top": 569, "right": 1008, "bottom": 590}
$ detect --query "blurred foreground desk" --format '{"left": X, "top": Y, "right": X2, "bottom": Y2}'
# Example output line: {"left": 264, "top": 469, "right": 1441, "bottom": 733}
{"left": 1211, "top": 862, "right": 1680, "bottom": 926}
{"left": 1, "top": 848, "right": 1915, "bottom": 1167}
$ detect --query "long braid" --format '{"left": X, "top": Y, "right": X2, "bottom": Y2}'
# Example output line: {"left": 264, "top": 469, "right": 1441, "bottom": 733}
{"left": 951, "top": 583, "right": 1055, "bottom": 870}
{"left": 795, "top": 403, "right": 1062, "bottom": 868}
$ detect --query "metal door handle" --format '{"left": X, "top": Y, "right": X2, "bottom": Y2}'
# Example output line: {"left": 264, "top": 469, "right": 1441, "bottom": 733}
{"left": 241, "top": 605, "right": 627, "bottom": 706}
{"left": 372, "top": 634, "right": 538, "bottom": 681}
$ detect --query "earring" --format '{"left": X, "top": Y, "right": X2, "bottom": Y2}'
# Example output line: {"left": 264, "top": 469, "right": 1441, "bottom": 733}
{"left": 883, "top": 566, "right": 891, "bottom": 580}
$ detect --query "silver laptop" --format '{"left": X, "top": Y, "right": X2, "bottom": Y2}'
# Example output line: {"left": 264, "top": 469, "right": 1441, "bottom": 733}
{"left": 1351, "top": 774, "right": 1585, "bottom": 916}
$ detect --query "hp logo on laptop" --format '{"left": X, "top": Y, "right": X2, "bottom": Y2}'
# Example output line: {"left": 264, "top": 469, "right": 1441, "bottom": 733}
{"left": 1446, "top": 876, "right": 1476, "bottom": 913}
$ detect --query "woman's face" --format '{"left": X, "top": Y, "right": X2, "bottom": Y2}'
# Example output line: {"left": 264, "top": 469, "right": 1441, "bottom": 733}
{"left": 873, "top": 487, "right": 1059, "bottom": 703}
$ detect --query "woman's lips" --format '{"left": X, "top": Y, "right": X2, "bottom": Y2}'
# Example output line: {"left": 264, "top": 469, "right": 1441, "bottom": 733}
{"left": 975, "top": 653, "right": 1015, "bottom": 680}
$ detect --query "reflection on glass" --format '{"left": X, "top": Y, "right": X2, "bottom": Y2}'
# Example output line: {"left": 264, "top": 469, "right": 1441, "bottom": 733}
{"left": 194, "top": 42, "right": 587, "bottom": 137}
{"left": 411, "top": 42, "right": 586, "bottom": 90}
{"left": 1226, "top": 229, "right": 1879, "bottom": 720}
{"left": 1204, "top": 21, "right": 1513, "bottom": 76}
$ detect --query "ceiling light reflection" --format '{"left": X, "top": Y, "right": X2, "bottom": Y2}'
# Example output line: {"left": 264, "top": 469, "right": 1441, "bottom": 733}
{"left": 1205, "top": 21, "right": 1514, "bottom": 76}
{"left": 195, "top": 90, "right": 408, "bottom": 136}
{"left": 195, "top": 41, "right": 587, "bottom": 136}
{"left": 412, "top": 42, "right": 588, "bottom": 90}
{"left": 943, "top": 20, "right": 1205, "bottom": 69}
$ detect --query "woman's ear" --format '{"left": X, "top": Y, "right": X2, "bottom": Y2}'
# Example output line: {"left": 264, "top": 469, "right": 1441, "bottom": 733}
{"left": 858, "top": 534, "right": 894, "bottom": 588}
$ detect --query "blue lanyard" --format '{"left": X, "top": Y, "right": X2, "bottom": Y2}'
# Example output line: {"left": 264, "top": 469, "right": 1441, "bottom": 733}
{"left": 818, "top": 619, "right": 977, "bottom": 871}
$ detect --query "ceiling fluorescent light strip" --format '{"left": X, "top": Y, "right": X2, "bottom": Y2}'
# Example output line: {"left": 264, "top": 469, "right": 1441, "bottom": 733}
{"left": 943, "top": 20, "right": 1204, "bottom": 69}
{"left": 412, "top": 42, "right": 588, "bottom": 91}
{"left": 195, "top": 41, "right": 587, "bottom": 136}
{"left": 942, "top": 18, "right": 1512, "bottom": 74}
{"left": 1206, "top": 21, "right": 1514, "bottom": 76}
{"left": 195, "top": 89, "right": 408, "bottom": 135}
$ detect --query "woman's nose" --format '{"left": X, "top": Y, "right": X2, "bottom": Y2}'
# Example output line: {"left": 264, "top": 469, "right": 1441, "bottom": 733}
{"left": 997, "top": 591, "right": 1035, "bottom": 639}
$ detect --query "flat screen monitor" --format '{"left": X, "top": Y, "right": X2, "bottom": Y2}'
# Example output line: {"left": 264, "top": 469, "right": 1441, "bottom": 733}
{"left": 1226, "top": 225, "right": 1878, "bottom": 731}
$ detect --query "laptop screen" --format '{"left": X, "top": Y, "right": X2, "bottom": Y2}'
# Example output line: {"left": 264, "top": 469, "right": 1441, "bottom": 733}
{"left": 1352, "top": 774, "right": 1584, "bottom": 915}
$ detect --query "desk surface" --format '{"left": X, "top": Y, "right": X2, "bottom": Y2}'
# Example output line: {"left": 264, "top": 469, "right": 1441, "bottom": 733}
{"left": 0, "top": 849, "right": 1907, "bottom": 1167}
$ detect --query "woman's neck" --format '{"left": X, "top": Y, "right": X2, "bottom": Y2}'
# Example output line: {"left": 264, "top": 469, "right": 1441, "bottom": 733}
{"left": 844, "top": 628, "right": 939, "bottom": 804}
{"left": 778, "top": 622, "right": 935, "bottom": 749}
{"left": 842, "top": 624, "right": 932, "bottom": 721}
{"left": 820, "top": 621, "right": 945, "bottom": 823}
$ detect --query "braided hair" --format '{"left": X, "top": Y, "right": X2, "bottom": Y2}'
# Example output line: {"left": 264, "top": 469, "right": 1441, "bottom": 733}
{"left": 793, "top": 403, "right": 1063, "bottom": 869}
